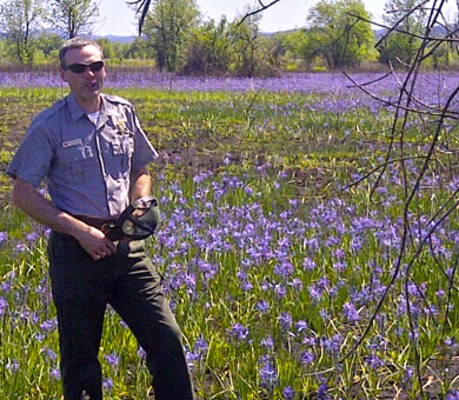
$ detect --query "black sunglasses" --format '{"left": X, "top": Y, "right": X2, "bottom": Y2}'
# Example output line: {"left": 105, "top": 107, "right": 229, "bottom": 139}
{"left": 64, "top": 61, "right": 104, "bottom": 74}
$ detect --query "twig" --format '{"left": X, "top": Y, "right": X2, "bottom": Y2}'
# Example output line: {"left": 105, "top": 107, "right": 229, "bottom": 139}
{"left": 236, "top": 0, "right": 282, "bottom": 27}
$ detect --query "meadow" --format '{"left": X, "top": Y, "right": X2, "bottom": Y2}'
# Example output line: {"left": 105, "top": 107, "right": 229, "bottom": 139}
{"left": 1, "top": 70, "right": 459, "bottom": 399}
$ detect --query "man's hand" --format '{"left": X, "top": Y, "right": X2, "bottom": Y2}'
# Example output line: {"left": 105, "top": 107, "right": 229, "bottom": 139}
{"left": 74, "top": 225, "right": 117, "bottom": 260}
{"left": 11, "top": 177, "right": 117, "bottom": 260}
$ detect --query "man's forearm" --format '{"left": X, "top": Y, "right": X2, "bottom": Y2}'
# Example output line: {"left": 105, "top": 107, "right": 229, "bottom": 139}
{"left": 11, "top": 177, "right": 89, "bottom": 237}
{"left": 130, "top": 167, "right": 152, "bottom": 202}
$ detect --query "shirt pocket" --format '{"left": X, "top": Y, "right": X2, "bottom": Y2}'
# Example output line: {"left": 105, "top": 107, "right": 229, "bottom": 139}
{"left": 110, "top": 134, "right": 134, "bottom": 178}
{"left": 58, "top": 144, "right": 94, "bottom": 184}
{"left": 112, "top": 135, "right": 134, "bottom": 155}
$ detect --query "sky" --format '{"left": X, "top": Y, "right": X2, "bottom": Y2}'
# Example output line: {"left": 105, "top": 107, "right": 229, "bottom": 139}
{"left": 94, "top": 0, "right": 389, "bottom": 37}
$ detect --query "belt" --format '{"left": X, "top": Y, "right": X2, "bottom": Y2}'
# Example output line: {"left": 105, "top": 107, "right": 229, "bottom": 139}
{"left": 73, "top": 215, "right": 117, "bottom": 230}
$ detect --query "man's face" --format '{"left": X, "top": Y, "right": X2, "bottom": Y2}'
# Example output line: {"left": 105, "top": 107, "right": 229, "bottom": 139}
{"left": 60, "top": 44, "right": 106, "bottom": 105}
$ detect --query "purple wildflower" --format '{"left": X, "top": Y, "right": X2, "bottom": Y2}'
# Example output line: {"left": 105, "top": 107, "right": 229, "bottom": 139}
{"left": 365, "top": 353, "right": 385, "bottom": 369}
{"left": 137, "top": 346, "right": 147, "bottom": 360}
{"left": 104, "top": 351, "right": 120, "bottom": 368}
{"left": 256, "top": 300, "right": 270, "bottom": 313}
{"left": 40, "top": 318, "right": 58, "bottom": 332}
{"left": 228, "top": 323, "right": 250, "bottom": 341}
{"left": 41, "top": 348, "right": 57, "bottom": 361}
{"left": 0, "top": 297, "right": 7, "bottom": 316}
{"left": 282, "top": 386, "right": 295, "bottom": 400}
{"left": 258, "top": 355, "right": 278, "bottom": 388}
{"left": 194, "top": 337, "right": 209, "bottom": 353}
{"left": 446, "top": 390, "right": 459, "bottom": 400}
{"left": 102, "top": 378, "right": 114, "bottom": 391}
{"left": 274, "top": 284, "right": 287, "bottom": 299}
{"left": 343, "top": 302, "right": 360, "bottom": 323}
{"left": 25, "top": 231, "right": 40, "bottom": 242}
{"left": 436, "top": 289, "right": 446, "bottom": 298}
{"left": 296, "top": 320, "right": 308, "bottom": 333}
{"left": 0, "top": 231, "right": 7, "bottom": 243}
{"left": 187, "top": 336, "right": 209, "bottom": 368}
{"left": 300, "top": 350, "right": 315, "bottom": 365}
{"left": 274, "top": 261, "right": 294, "bottom": 277}
{"left": 50, "top": 367, "right": 61, "bottom": 380}
{"left": 317, "top": 381, "right": 330, "bottom": 400}
{"left": 290, "top": 278, "right": 303, "bottom": 291}
{"left": 279, "top": 312, "right": 293, "bottom": 330}
{"left": 260, "top": 335, "right": 275, "bottom": 349}
{"left": 15, "top": 242, "right": 27, "bottom": 253}
{"left": 186, "top": 349, "right": 200, "bottom": 368}
{"left": 6, "top": 360, "right": 19, "bottom": 372}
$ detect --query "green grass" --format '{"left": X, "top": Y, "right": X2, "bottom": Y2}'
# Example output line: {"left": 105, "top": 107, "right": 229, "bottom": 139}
{"left": 1, "top": 86, "right": 459, "bottom": 399}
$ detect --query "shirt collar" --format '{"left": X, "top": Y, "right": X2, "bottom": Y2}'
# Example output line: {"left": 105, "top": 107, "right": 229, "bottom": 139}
{"left": 67, "top": 93, "right": 115, "bottom": 123}
{"left": 67, "top": 93, "right": 86, "bottom": 122}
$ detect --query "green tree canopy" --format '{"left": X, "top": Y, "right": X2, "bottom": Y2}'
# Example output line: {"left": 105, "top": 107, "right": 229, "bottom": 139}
{"left": 379, "top": 0, "right": 428, "bottom": 66}
{"left": 48, "top": 0, "right": 99, "bottom": 39}
{"left": 182, "top": 18, "right": 233, "bottom": 75}
{"left": 142, "top": 0, "right": 200, "bottom": 72}
{"left": 305, "top": 0, "right": 377, "bottom": 68}
{"left": 0, "top": 0, "right": 46, "bottom": 65}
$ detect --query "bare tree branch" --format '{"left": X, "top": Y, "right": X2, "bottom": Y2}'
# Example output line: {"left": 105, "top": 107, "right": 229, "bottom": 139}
{"left": 236, "top": 0, "right": 282, "bottom": 27}
{"left": 127, "top": 0, "right": 283, "bottom": 35}
{"left": 126, "top": 0, "right": 152, "bottom": 35}
{"left": 339, "top": 4, "right": 459, "bottom": 394}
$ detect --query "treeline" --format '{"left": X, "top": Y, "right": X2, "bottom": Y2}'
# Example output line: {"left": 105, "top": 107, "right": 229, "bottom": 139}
{"left": 0, "top": 0, "right": 457, "bottom": 76}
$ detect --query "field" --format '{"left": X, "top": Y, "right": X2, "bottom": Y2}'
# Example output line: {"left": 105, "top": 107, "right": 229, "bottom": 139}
{"left": 1, "top": 70, "right": 459, "bottom": 399}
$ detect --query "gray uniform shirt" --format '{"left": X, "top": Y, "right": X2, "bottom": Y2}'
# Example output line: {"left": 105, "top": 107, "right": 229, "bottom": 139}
{"left": 7, "top": 93, "right": 158, "bottom": 219}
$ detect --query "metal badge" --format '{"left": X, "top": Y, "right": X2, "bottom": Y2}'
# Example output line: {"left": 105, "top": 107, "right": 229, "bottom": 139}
{"left": 112, "top": 115, "right": 128, "bottom": 135}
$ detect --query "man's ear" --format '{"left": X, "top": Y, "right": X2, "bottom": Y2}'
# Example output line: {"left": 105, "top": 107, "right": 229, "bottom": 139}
{"left": 59, "top": 67, "right": 68, "bottom": 82}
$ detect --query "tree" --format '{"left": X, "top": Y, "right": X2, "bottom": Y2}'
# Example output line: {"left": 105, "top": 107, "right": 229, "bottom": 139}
{"left": 142, "top": 0, "right": 200, "bottom": 72}
{"left": 48, "top": 0, "right": 99, "bottom": 39}
{"left": 182, "top": 17, "right": 233, "bottom": 75}
{"left": 126, "top": 36, "right": 153, "bottom": 59}
{"left": 228, "top": 8, "right": 264, "bottom": 77}
{"left": 182, "top": 11, "right": 279, "bottom": 77}
{"left": 305, "top": 0, "right": 377, "bottom": 68}
{"left": 0, "top": 0, "right": 47, "bottom": 65}
{"left": 35, "top": 31, "right": 64, "bottom": 59}
{"left": 378, "top": 0, "right": 428, "bottom": 66}
{"left": 96, "top": 38, "right": 116, "bottom": 59}
{"left": 275, "top": 29, "right": 311, "bottom": 71}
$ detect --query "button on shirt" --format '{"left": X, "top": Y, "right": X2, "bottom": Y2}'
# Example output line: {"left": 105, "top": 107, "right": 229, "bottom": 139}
{"left": 7, "top": 93, "right": 158, "bottom": 219}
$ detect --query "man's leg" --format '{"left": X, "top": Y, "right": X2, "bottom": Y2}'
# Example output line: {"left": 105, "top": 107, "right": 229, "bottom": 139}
{"left": 110, "top": 241, "right": 194, "bottom": 400}
{"left": 48, "top": 231, "right": 113, "bottom": 400}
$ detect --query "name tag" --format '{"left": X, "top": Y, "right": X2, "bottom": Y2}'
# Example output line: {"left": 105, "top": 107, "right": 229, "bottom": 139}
{"left": 62, "top": 138, "right": 83, "bottom": 148}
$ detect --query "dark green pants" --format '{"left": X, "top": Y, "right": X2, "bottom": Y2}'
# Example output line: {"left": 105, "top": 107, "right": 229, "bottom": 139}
{"left": 48, "top": 231, "right": 193, "bottom": 400}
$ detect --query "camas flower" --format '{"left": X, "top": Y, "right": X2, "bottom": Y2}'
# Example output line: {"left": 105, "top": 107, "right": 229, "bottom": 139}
{"left": 0, "top": 231, "right": 8, "bottom": 244}
{"left": 258, "top": 355, "right": 279, "bottom": 388}
{"left": 104, "top": 351, "right": 120, "bottom": 368}
{"left": 103, "top": 378, "right": 114, "bottom": 391}
{"left": 343, "top": 302, "right": 360, "bottom": 323}
{"left": 282, "top": 386, "right": 295, "bottom": 400}
{"left": 228, "top": 323, "right": 249, "bottom": 341}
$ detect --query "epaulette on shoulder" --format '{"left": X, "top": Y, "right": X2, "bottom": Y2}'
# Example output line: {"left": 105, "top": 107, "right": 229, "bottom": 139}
{"left": 104, "top": 94, "right": 132, "bottom": 107}
{"left": 30, "top": 98, "right": 66, "bottom": 127}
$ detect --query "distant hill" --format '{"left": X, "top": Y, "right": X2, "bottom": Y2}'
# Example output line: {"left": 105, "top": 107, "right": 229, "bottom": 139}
{"left": 96, "top": 35, "right": 136, "bottom": 43}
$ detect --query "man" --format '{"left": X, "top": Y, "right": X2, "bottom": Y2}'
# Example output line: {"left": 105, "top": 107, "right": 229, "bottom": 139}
{"left": 7, "top": 37, "right": 194, "bottom": 400}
